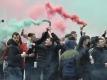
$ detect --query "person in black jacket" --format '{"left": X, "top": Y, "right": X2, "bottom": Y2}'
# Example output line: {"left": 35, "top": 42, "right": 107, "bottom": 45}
{"left": 24, "top": 31, "right": 49, "bottom": 80}
{"left": 5, "top": 32, "right": 27, "bottom": 80}
{"left": 76, "top": 35, "right": 91, "bottom": 80}
{"left": 89, "top": 37, "right": 107, "bottom": 80}
{"left": 34, "top": 29, "right": 62, "bottom": 80}
{"left": 35, "top": 38, "right": 59, "bottom": 80}
{"left": 20, "top": 28, "right": 52, "bottom": 80}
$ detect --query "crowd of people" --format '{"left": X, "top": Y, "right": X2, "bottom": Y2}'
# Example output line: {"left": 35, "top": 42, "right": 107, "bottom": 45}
{"left": 0, "top": 26, "right": 107, "bottom": 80}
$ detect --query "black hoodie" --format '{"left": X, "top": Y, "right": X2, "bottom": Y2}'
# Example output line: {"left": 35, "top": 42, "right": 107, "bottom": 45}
{"left": 7, "top": 39, "right": 22, "bottom": 68}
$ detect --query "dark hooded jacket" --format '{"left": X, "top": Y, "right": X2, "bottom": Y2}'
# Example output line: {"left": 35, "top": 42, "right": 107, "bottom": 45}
{"left": 7, "top": 39, "right": 22, "bottom": 68}
{"left": 60, "top": 49, "right": 79, "bottom": 78}
{"left": 89, "top": 47, "right": 107, "bottom": 80}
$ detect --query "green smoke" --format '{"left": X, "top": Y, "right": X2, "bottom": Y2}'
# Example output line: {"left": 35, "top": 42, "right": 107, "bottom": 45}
{"left": 0, "top": 18, "right": 51, "bottom": 57}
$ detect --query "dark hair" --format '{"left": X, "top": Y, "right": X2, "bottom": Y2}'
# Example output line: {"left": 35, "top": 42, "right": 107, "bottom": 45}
{"left": 71, "top": 31, "right": 76, "bottom": 34}
{"left": 105, "top": 37, "right": 107, "bottom": 44}
{"left": 19, "top": 36, "right": 22, "bottom": 44}
{"left": 12, "top": 32, "right": 19, "bottom": 38}
{"left": 77, "top": 35, "right": 90, "bottom": 50}
{"left": 28, "top": 33, "right": 35, "bottom": 37}
{"left": 90, "top": 36, "right": 99, "bottom": 47}
{"left": 51, "top": 33, "right": 60, "bottom": 44}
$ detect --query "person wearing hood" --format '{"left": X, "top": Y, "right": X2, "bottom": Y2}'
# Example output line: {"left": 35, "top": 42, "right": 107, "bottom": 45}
{"left": 65, "top": 31, "right": 77, "bottom": 50}
{"left": 60, "top": 49, "right": 79, "bottom": 80}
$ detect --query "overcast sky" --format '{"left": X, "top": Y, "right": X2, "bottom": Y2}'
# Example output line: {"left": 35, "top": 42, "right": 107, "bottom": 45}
{"left": 0, "top": 0, "right": 107, "bottom": 38}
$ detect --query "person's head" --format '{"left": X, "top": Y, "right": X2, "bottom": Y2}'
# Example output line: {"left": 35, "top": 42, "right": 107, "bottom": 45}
{"left": 70, "top": 31, "right": 77, "bottom": 40}
{"left": 90, "top": 36, "right": 99, "bottom": 48}
{"left": 83, "top": 36, "right": 90, "bottom": 47}
{"left": 77, "top": 35, "right": 90, "bottom": 49}
{"left": 44, "top": 38, "right": 53, "bottom": 46}
{"left": 96, "top": 37, "right": 106, "bottom": 48}
{"left": 104, "top": 37, "right": 107, "bottom": 47}
{"left": 28, "top": 33, "right": 36, "bottom": 42}
{"left": 12, "top": 32, "right": 20, "bottom": 44}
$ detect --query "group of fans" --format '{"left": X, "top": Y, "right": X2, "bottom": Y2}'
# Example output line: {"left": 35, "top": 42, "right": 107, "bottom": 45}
{"left": 0, "top": 26, "right": 107, "bottom": 80}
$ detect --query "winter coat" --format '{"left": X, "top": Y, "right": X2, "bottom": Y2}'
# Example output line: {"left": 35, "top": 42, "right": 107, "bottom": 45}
{"left": 60, "top": 49, "right": 79, "bottom": 78}
{"left": 7, "top": 39, "right": 22, "bottom": 68}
